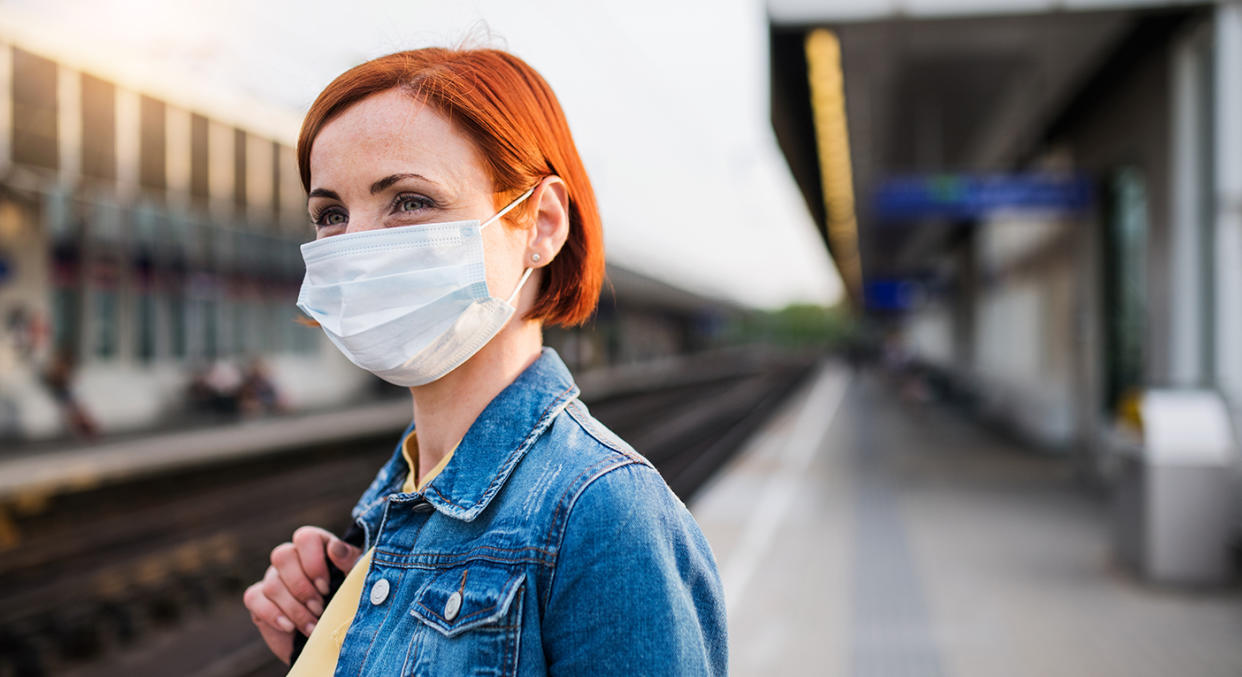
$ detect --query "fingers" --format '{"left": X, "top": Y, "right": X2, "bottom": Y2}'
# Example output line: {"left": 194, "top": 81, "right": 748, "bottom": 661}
{"left": 271, "top": 541, "right": 325, "bottom": 611}
{"left": 292, "top": 526, "right": 334, "bottom": 596}
{"left": 244, "top": 582, "right": 294, "bottom": 664}
{"left": 261, "top": 565, "right": 320, "bottom": 636}
{"left": 244, "top": 580, "right": 295, "bottom": 634}
{"left": 326, "top": 536, "right": 363, "bottom": 573}
{"left": 256, "top": 621, "right": 294, "bottom": 666}
{"left": 245, "top": 525, "right": 347, "bottom": 665}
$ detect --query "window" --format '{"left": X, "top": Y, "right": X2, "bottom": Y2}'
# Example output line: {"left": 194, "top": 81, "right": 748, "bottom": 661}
{"left": 270, "top": 141, "right": 281, "bottom": 220}
{"left": 276, "top": 145, "right": 305, "bottom": 232}
{"left": 92, "top": 288, "right": 118, "bottom": 359}
{"left": 136, "top": 292, "right": 155, "bottom": 362}
{"left": 1194, "top": 35, "right": 1215, "bottom": 382}
{"left": 1103, "top": 167, "right": 1147, "bottom": 412}
{"left": 256, "top": 300, "right": 273, "bottom": 352}
{"left": 190, "top": 114, "right": 209, "bottom": 205}
{"left": 231, "top": 299, "right": 246, "bottom": 355}
{"left": 51, "top": 286, "right": 80, "bottom": 357}
{"left": 202, "top": 298, "right": 218, "bottom": 360}
{"left": 233, "top": 128, "right": 247, "bottom": 209}
{"left": 13, "top": 48, "right": 58, "bottom": 170}
{"left": 139, "top": 96, "right": 166, "bottom": 190}
{"left": 168, "top": 293, "right": 186, "bottom": 358}
{"left": 81, "top": 74, "right": 116, "bottom": 181}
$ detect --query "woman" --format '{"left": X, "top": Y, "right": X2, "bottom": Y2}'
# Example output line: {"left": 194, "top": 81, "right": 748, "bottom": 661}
{"left": 242, "top": 47, "right": 727, "bottom": 675}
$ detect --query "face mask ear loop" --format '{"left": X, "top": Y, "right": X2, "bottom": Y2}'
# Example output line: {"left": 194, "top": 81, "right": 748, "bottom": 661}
{"left": 480, "top": 186, "right": 537, "bottom": 230}
{"left": 506, "top": 267, "right": 535, "bottom": 306}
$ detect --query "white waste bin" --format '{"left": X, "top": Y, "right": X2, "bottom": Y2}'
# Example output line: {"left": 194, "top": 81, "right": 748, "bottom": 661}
{"left": 1112, "top": 389, "right": 1237, "bottom": 585}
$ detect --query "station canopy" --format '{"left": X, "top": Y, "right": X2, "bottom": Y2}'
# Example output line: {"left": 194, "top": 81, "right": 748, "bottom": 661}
{"left": 767, "top": 0, "right": 1201, "bottom": 306}
{"left": 768, "top": 0, "right": 1207, "bottom": 24}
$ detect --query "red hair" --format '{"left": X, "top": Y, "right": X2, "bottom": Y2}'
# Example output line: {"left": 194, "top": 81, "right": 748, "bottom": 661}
{"left": 297, "top": 48, "right": 604, "bottom": 327}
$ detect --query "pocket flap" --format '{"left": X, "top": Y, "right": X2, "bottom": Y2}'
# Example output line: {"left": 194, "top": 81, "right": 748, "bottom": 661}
{"left": 409, "top": 563, "right": 524, "bottom": 637}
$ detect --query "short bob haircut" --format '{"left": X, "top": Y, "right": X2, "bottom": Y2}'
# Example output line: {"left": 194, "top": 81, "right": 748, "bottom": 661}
{"left": 297, "top": 48, "right": 605, "bottom": 327}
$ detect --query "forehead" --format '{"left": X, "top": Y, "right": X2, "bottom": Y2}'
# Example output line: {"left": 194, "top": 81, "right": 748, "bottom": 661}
{"left": 308, "top": 88, "right": 489, "bottom": 193}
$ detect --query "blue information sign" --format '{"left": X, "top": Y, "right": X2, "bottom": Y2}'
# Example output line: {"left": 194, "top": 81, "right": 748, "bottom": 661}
{"left": 864, "top": 278, "right": 918, "bottom": 312}
{"left": 874, "top": 173, "right": 1092, "bottom": 222}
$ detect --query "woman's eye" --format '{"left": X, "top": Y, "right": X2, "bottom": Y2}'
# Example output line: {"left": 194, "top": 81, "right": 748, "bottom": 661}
{"left": 312, "top": 208, "right": 347, "bottom": 228}
{"left": 395, "top": 194, "right": 433, "bottom": 213}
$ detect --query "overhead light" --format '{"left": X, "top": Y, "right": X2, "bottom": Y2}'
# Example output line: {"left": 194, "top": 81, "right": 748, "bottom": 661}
{"left": 805, "top": 28, "right": 862, "bottom": 301}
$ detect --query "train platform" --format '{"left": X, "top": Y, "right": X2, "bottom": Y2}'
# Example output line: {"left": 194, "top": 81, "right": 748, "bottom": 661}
{"left": 692, "top": 363, "right": 1242, "bottom": 677}
{"left": 0, "top": 399, "right": 414, "bottom": 503}
{"left": 0, "top": 346, "right": 797, "bottom": 506}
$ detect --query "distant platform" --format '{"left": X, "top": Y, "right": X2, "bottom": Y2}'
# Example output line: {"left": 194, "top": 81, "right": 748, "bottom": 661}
{"left": 691, "top": 365, "right": 1242, "bottom": 677}
{"left": 0, "top": 347, "right": 802, "bottom": 504}
{"left": 0, "top": 399, "right": 413, "bottom": 503}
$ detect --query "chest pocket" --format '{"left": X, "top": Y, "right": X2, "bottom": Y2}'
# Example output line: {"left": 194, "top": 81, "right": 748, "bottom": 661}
{"left": 405, "top": 562, "right": 525, "bottom": 676}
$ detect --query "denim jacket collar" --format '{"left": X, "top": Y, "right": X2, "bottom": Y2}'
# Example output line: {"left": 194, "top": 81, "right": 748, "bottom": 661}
{"left": 352, "top": 348, "right": 579, "bottom": 530}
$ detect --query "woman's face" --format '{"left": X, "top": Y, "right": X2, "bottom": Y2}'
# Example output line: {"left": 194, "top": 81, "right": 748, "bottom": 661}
{"left": 307, "top": 89, "right": 532, "bottom": 308}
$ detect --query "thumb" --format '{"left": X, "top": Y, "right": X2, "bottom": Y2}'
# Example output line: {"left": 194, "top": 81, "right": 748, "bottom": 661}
{"left": 327, "top": 537, "right": 362, "bottom": 572}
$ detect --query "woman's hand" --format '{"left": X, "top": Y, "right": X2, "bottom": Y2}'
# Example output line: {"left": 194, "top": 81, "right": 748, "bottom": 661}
{"left": 242, "top": 525, "right": 363, "bottom": 664}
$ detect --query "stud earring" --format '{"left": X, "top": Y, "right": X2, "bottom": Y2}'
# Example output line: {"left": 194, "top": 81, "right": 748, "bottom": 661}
{"left": 531, "top": 253, "right": 541, "bottom": 263}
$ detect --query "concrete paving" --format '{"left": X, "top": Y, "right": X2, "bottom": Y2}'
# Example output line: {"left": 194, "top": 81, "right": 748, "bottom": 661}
{"left": 691, "top": 364, "right": 1242, "bottom": 677}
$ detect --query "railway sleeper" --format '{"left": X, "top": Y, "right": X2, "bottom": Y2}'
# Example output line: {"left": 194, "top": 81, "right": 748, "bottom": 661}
{"left": 0, "top": 565, "right": 256, "bottom": 674}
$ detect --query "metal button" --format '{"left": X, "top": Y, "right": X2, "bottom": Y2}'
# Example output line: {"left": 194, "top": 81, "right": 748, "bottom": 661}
{"left": 370, "top": 578, "right": 390, "bottom": 605}
{"left": 444, "top": 591, "right": 462, "bottom": 621}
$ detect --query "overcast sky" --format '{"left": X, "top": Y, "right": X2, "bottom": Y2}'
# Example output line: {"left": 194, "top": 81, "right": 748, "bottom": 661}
{"left": 8, "top": 0, "right": 843, "bottom": 309}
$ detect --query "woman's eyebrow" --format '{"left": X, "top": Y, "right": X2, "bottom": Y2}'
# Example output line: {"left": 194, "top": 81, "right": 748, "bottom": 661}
{"left": 308, "top": 188, "right": 340, "bottom": 200}
{"left": 370, "top": 173, "right": 438, "bottom": 195}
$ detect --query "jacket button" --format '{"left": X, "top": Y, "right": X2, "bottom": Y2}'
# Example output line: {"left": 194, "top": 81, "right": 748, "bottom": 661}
{"left": 444, "top": 591, "right": 462, "bottom": 621}
{"left": 370, "top": 578, "right": 390, "bottom": 605}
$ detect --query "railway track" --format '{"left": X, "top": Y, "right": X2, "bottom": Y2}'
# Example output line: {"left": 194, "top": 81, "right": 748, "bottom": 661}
{"left": 0, "top": 352, "right": 815, "bottom": 677}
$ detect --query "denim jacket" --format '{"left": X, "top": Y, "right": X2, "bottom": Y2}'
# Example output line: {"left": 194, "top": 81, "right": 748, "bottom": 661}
{"left": 336, "top": 348, "right": 727, "bottom": 676}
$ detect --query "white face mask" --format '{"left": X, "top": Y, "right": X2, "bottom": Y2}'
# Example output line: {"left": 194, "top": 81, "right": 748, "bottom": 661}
{"left": 296, "top": 187, "right": 536, "bottom": 386}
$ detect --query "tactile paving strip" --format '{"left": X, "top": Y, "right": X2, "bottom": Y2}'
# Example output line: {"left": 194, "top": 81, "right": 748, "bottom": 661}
{"left": 851, "top": 392, "right": 947, "bottom": 677}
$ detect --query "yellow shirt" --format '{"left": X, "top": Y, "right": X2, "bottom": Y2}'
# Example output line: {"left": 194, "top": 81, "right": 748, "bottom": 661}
{"left": 288, "top": 432, "right": 454, "bottom": 676}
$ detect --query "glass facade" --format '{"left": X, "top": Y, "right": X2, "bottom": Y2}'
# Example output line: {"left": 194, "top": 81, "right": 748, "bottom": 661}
{"left": 41, "top": 195, "right": 308, "bottom": 365}
{"left": 13, "top": 53, "right": 313, "bottom": 369}
{"left": 1103, "top": 166, "right": 1148, "bottom": 412}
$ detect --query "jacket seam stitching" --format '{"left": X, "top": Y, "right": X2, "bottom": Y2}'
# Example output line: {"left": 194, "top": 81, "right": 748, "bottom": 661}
{"left": 375, "top": 544, "right": 554, "bottom": 558}
{"left": 411, "top": 575, "right": 523, "bottom": 631}
{"left": 351, "top": 529, "right": 401, "bottom": 677}
{"left": 565, "top": 401, "right": 652, "bottom": 466}
{"left": 541, "top": 459, "right": 642, "bottom": 611}
{"left": 507, "top": 591, "right": 522, "bottom": 677}
{"left": 372, "top": 556, "right": 551, "bottom": 570}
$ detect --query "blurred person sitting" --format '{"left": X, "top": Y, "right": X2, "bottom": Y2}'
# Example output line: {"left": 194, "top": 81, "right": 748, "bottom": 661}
{"left": 42, "top": 348, "right": 97, "bottom": 439}
{"left": 239, "top": 357, "right": 286, "bottom": 417}
{"left": 187, "top": 359, "right": 243, "bottom": 417}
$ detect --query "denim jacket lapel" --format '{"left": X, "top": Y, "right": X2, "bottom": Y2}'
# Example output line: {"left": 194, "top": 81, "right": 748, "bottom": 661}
{"left": 421, "top": 348, "right": 578, "bottom": 521}
{"left": 350, "top": 348, "right": 579, "bottom": 540}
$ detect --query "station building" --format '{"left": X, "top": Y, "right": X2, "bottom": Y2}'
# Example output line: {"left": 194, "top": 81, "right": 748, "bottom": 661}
{"left": 0, "top": 15, "right": 338, "bottom": 439}
{"left": 769, "top": 1, "right": 1242, "bottom": 465}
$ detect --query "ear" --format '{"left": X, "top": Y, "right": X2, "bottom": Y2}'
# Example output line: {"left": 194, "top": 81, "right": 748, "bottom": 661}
{"left": 524, "top": 176, "right": 570, "bottom": 268}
